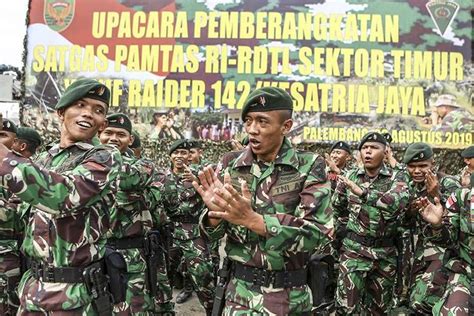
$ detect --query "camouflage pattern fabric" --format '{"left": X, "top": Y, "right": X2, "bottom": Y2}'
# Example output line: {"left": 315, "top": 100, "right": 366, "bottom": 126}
{"left": 0, "top": 189, "right": 22, "bottom": 315}
{"left": 110, "top": 151, "right": 173, "bottom": 315}
{"left": 0, "top": 142, "right": 122, "bottom": 313}
{"left": 425, "top": 187, "right": 473, "bottom": 316}
{"left": 162, "top": 170, "right": 215, "bottom": 312}
{"left": 201, "top": 137, "right": 332, "bottom": 315}
{"left": 432, "top": 108, "right": 474, "bottom": 133}
{"left": 332, "top": 164, "right": 409, "bottom": 314}
{"left": 407, "top": 174, "right": 460, "bottom": 314}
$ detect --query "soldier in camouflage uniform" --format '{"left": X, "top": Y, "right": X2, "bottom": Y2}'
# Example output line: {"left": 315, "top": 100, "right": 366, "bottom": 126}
{"left": 0, "top": 119, "right": 20, "bottom": 315}
{"left": 129, "top": 130, "right": 142, "bottom": 159}
{"left": 431, "top": 94, "right": 474, "bottom": 133}
{"left": 163, "top": 139, "right": 215, "bottom": 314}
{"left": 0, "top": 78, "right": 123, "bottom": 314}
{"left": 196, "top": 87, "right": 332, "bottom": 315}
{"left": 401, "top": 143, "right": 460, "bottom": 314}
{"left": 418, "top": 173, "right": 473, "bottom": 316}
{"left": 459, "top": 146, "right": 474, "bottom": 188}
{"left": 11, "top": 127, "right": 42, "bottom": 159}
{"left": 333, "top": 132, "right": 410, "bottom": 315}
{"left": 99, "top": 113, "right": 174, "bottom": 315}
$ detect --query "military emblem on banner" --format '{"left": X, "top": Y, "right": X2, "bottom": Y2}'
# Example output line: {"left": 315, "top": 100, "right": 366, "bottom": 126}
{"left": 44, "top": 0, "right": 75, "bottom": 32}
{"left": 426, "top": 0, "right": 459, "bottom": 36}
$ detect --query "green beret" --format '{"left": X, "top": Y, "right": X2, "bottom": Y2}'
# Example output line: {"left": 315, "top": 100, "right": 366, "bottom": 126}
{"left": 106, "top": 113, "right": 132, "bottom": 134}
{"left": 55, "top": 78, "right": 110, "bottom": 110}
{"left": 2, "top": 119, "right": 17, "bottom": 134}
{"left": 169, "top": 139, "right": 190, "bottom": 155}
{"left": 130, "top": 131, "right": 141, "bottom": 149}
{"left": 403, "top": 142, "right": 434, "bottom": 164}
{"left": 188, "top": 139, "right": 201, "bottom": 149}
{"left": 16, "top": 127, "right": 42, "bottom": 146}
{"left": 330, "top": 141, "right": 351, "bottom": 154}
{"left": 382, "top": 132, "right": 393, "bottom": 144}
{"left": 241, "top": 87, "right": 293, "bottom": 120}
{"left": 461, "top": 145, "right": 474, "bottom": 158}
{"left": 359, "top": 132, "right": 387, "bottom": 150}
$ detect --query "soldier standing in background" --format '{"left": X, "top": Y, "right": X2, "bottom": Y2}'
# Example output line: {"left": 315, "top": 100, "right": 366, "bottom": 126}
{"left": 333, "top": 132, "right": 409, "bottom": 315}
{"left": 0, "top": 78, "right": 123, "bottom": 314}
{"left": 99, "top": 113, "right": 174, "bottom": 315}
{"left": 11, "top": 127, "right": 42, "bottom": 159}
{"left": 195, "top": 87, "right": 332, "bottom": 315}
{"left": 459, "top": 145, "right": 474, "bottom": 187}
{"left": 431, "top": 94, "right": 474, "bottom": 133}
{"left": 163, "top": 139, "right": 215, "bottom": 314}
{"left": 0, "top": 119, "right": 20, "bottom": 315}
{"left": 418, "top": 173, "right": 473, "bottom": 315}
{"left": 129, "top": 130, "right": 142, "bottom": 159}
{"left": 401, "top": 143, "right": 460, "bottom": 314}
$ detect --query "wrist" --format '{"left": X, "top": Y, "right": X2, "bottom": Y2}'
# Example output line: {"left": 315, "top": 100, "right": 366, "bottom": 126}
{"left": 431, "top": 221, "right": 443, "bottom": 230}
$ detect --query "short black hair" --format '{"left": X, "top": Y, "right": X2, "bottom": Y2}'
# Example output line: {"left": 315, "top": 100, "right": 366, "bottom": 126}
{"left": 18, "top": 138, "right": 40, "bottom": 155}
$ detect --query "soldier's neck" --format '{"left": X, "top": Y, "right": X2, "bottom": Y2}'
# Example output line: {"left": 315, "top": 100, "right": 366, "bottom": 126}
{"left": 364, "top": 165, "right": 382, "bottom": 178}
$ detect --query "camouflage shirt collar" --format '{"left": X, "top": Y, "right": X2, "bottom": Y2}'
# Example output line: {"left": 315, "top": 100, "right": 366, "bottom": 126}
{"left": 356, "top": 163, "right": 391, "bottom": 177}
{"left": 48, "top": 141, "right": 95, "bottom": 155}
{"left": 233, "top": 137, "right": 299, "bottom": 169}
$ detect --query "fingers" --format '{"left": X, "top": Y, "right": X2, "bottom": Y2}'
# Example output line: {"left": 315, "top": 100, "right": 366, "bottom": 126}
{"left": 192, "top": 180, "right": 205, "bottom": 196}
{"left": 240, "top": 179, "right": 251, "bottom": 199}
{"left": 224, "top": 171, "right": 231, "bottom": 185}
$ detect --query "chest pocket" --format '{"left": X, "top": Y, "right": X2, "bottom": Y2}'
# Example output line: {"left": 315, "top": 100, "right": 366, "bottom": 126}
{"left": 270, "top": 167, "right": 303, "bottom": 212}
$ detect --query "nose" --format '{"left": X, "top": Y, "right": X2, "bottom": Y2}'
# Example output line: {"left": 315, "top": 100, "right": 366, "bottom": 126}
{"left": 80, "top": 106, "right": 93, "bottom": 119}
{"left": 246, "top": 121, "right": 258, "bottom": 135}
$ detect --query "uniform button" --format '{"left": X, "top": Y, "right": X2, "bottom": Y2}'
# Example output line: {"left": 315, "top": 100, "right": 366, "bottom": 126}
{"left": 271, "top": 227, "right": 277, "bottom": 233}
{"left": 9, "top": 160, "right": 18, "bottom": 167}
{"left": 269, "top": 245, "right": 275, "bottom": 250}
{"left": 5, "top": 174, "right": 11, "bottom": 181}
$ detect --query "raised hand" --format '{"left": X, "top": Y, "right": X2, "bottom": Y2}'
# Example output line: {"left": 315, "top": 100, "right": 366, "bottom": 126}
{"left": 418, "top": 196, "right": 443, "bottom": 227}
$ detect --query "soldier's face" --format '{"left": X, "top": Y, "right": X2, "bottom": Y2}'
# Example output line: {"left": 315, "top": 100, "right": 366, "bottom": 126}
{"left": 99, "top": 127, "right": 133, "bottom": 153}
{"left": 244, "top": 111, "right": 292, "bottom": 162}
{"left": 188, "top": 148, "right": 201, "bottom": 164}
{"left": 330, "top": 149, "right": 350, "bottom": 168}
{"left": 58, "top": 98, "right": 107, "bottom": 143}
{"left": 171, "top": 149, "right": 189, "bottom": 170}
{"left": 464, "top": 157, "right": 474, "bottom": 169}
{"left": 407, "top": 160, "right": 434, "bottom": 183}
{"left": 360, "top": 142, "right": 385, "bottom": 170}
{"left": 436, "top": 106, "right": 448, "bottom": 118}
{"left": 0, "top": 131, "right": 16, "bottom": 149}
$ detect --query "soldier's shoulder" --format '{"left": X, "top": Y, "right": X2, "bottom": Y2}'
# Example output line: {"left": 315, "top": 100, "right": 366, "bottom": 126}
{"left": 221, "top": 150, "right": 244, "bottom": 165}
{"left": 86, "top": 144, "right": 123, "bottom": 165}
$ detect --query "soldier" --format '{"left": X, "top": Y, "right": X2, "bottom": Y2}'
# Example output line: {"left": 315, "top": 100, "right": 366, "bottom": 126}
{"left": 99, "top": 113, "right": 174, "bottom": 315}
{"left": 333, "top": 132, "right": 409, "bottom": 315}
{"left": 163, "top": 139, "right": 215, "bottom": 314}
{"left": 325, "top": 141, "right": 352, "bottom": 192}
{"left": 0, "top": 119, "right": 20, "bottom": 315}
{"left": 129, "top": 130, "right": 142, "bottom": 159}
{"left": 11, "top": 127, "right": 42, "bottom": 159}
{"left": 431, "top": 94, "right": 474, "bottom": 133}
{"left": 459, "top": 145, "right": 474, "bottom": 187}
{"left": 402, "top": 143, "right": 460, "bottom": 314}
{"left": 418, "top": 173, "right": 473, "bottom": 315}
{"left": 188, "top": 139, "right": 204, "bottom": 165}
{"left": 195, "top": 87, "right": 332, "bottom": 314}
{"left": 0, "top": 78, "right": 123, "bottom": 314}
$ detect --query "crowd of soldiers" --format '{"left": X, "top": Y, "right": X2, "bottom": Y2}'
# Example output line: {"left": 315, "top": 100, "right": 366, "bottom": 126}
{"left": 0, "top": 79, "right": 471, "bottom": 316}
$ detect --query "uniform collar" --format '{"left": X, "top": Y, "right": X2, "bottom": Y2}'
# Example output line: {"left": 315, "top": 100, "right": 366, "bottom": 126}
{"left": 233, "top": 137, "right": 299, "bottom": 170}
{"left": 356, "top": 163, "right": 392, "bottom": 177}
{"left": 48, "top": 141, "right": 94, "bottom": 155}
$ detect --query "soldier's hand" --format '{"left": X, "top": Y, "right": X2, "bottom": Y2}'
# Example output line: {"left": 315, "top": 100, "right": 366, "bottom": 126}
{"left": 337, "top": 175, "right": 363, "bottom": 196}
{"left": 418, "top": 196, "right": 443, "bottom": 227}
{"left": 182, "top": 164, "right": 197, "bottom": 183}
{"left": 193, "top": 166, "right": 223, "bottom": 226}
{"left": 209, "top": 174, "right": 266, "bottom": 236}
{"left": 324, "top": 153, "right": 340, "bottom": 174}
{"left": 425, "top": 170, "right": 440, "bottom": 199}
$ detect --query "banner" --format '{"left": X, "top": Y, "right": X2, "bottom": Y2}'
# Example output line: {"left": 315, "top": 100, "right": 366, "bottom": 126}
{"left": 24, "top": 0, "right": 473, "bottom": 148}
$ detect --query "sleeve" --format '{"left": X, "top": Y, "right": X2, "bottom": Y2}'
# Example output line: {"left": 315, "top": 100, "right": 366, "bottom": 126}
{"left": 261, "top": 155, "right": 333, "bottom": 253}
{"left": 331, "top": 170, "right": 350, "bottom": 232}
{"left": 0, "top": 149, "right": 122, "bottom": 216}
{"left": 364, "top": 170, "right": 410, "bottom": 219}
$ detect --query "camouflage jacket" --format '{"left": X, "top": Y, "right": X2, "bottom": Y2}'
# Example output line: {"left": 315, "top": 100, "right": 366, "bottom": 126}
{"left": 406, "top": 174, "right": 460, "bottom": 262}
{"left": 110, "top": 151, "right": 166, "bottom": 273}
{"left": 332, "top": 163, "right": 409, "bottom": 257}
{"left": 425, "top": 187, "right": 473, "bottom": 276}
{"left": 162, "top": 169, "right": 204, "bottom": 240}
{"left": 201, "top": 137, "right": 332, "bottom": 271}
{"left": 0, "top": 142, "right": 122, "bottom": 311}
{"left": 0, "top": 187, "right": 23, "bottom": 255}
{"left": 111, "top": 151, "right": 166, "bottom": 239}
{"left": 433, "top": 108, "right": 474, "bottom": 133}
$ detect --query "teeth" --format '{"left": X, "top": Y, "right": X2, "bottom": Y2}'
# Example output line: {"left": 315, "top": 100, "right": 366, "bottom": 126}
{"left": 77, "top": 121, "right": 92, "bottom": 128}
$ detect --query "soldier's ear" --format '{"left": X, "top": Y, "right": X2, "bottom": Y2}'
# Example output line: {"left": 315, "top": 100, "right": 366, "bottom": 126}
{"left": 281, "top": 119, "right": 293, "bottom": 135}
{"left": 56, "top": 109, "right": 65, "bottom": 122}
{"left": 98, "top": 119, "right": 108, "bottom": 133}
{"left": 128, "top": 134, "right": 135, "bottom": 146}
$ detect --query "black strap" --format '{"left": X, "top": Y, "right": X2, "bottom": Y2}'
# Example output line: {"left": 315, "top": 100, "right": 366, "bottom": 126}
{"left": 346, "top": 231, "right": 395, "bottom": 248}
{"left": 107, "top": 236, "right": 145, "bottom": 249}
{"left": 170, "top": 214, "right": 199, "bottom": 224}
{"left": 232, "top": 262, "right": 306, "bottom": 288}
{"left": 29, "top": 259, "right": 103, "bottom": 283}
